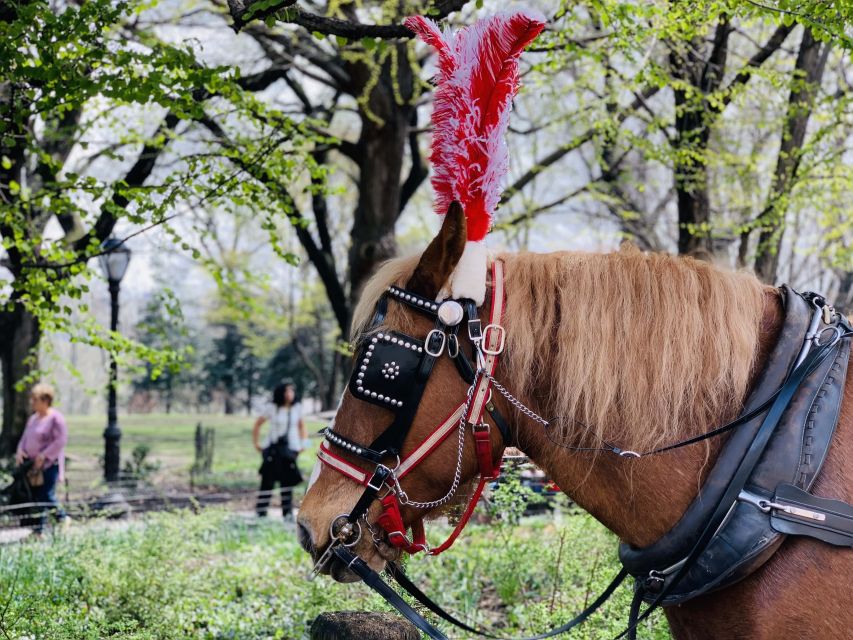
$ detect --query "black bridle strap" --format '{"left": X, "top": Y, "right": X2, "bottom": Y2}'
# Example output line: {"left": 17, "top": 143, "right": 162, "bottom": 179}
{"left": 332, "top": 547, "right": 448, "bottom": 640}
{"left": 387, "top": 562, "right": 629, "bottom": 640}
{"left": 347, "top": 466, "right": 393, "bottom": 522}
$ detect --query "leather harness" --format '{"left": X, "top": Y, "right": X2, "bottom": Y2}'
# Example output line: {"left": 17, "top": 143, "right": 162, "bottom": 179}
{"left": 312, "top": 268, "right": 853, "bottom": 640}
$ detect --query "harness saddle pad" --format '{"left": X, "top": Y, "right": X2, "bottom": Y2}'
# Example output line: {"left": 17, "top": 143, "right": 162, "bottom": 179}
{"left": 619, "top": 287, "right": 851, "bottom": 605}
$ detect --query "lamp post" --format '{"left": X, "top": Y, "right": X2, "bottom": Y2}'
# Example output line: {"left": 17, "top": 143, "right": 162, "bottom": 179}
{"left": 99, "top": 237, "right": 131, "bottom": 483}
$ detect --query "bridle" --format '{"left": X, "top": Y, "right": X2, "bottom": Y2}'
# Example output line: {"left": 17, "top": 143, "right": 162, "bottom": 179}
{"left": 312, "top": 259, "right": 509, "bottom": 565}
{"left": 309, "top": 268, "right": 853, "bottom": 640}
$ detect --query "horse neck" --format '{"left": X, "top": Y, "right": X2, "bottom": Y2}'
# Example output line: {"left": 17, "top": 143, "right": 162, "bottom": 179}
{"left": 505, "top": 290, "right": 784, "bottom": 547}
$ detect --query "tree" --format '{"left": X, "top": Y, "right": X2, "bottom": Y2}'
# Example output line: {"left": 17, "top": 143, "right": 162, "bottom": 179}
{"left": 203, "top": 322, "right": 260, "bottom": 414}
{"left": 0, "top": 0, "right": 319, "bottom": 452}
{"left": 131, "top": 292, "right": 195, "bottom": 413}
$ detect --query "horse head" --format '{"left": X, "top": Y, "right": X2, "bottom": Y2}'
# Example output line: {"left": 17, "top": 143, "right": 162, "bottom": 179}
{"left": 297, "top": 203, "right": 505, "bottom": 581}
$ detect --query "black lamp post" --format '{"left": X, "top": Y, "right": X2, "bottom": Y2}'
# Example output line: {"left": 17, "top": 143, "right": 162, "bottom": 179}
{"left": 99, "top": 237, "right": 131, "bottom": 483}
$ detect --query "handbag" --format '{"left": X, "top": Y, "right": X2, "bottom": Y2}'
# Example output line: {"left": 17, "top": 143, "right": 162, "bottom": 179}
{"left": 26, "top": 467, "right": 44, "bottom": 488}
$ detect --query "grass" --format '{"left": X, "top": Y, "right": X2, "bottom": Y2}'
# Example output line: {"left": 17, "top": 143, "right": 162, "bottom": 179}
{"left": 0, "top": 508, "right": 671, "bottom": 640}
{"left": 60, "top": 413, "right": 326, "bottom": 494}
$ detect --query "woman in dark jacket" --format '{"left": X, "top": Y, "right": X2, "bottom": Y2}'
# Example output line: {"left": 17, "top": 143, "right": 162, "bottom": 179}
{"left": 252, "top": 381, "right": 307, "bottom": 519}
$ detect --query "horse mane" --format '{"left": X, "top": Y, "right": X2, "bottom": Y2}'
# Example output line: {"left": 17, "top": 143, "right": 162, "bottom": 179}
{"left": 352, "top": 245, "right": 771, "bottom": 453}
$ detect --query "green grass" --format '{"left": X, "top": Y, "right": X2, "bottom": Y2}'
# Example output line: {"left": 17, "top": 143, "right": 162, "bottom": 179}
{"left": 0, "top": 509, "right": 671, "bottom": 639}
{"left": 61, "top": 413, "right": 325, "bottom": 492}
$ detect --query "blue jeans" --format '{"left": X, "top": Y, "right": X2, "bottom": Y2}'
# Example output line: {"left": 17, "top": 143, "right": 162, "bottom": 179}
{"left": 31, "top": 464, "right": 65, "bottom": 533}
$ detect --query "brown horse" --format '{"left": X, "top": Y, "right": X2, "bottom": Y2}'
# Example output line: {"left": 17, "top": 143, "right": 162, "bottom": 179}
{"left": 297, "top": 216, "right": 853, "bottom": 640}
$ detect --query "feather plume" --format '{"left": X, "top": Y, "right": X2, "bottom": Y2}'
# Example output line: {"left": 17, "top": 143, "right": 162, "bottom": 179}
{"left": 405, "top": 11, "right": 545, "bottom": 241}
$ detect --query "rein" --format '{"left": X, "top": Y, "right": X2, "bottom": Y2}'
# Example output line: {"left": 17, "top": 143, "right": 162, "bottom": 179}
{"left": 311, "top": 275, "right": 853, "bottom": 640}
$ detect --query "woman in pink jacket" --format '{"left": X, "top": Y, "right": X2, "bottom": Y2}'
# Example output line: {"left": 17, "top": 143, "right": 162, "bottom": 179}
{"left": 15, "top": 383, "right": 68, "bottom": 534}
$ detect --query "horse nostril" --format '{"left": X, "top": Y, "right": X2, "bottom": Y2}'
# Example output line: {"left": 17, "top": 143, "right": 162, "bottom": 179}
{"left": 297, "top": 521, "right": 315, "bottom": 556}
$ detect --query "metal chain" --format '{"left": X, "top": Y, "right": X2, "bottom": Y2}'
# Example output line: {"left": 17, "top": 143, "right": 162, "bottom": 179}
{"left": 479, "top": 370, "right": 550, "bottom": 427}
{"left": 392, "top": 377, "right": 477, "bottom": 510}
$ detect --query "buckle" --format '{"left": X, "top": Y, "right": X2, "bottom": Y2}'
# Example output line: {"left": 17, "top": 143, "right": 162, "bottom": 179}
{"left": 467, "top": 318, "right": 483, "bottom": 342}
{"left": 367, "top": 465, "right": 391, "bottom": 491}
{"left": 482, "top": 324, "right": 506, "bottom": 356}
{"left": 472, "top": 422, "right": 490, "bottom": 434}
{"left": 425, "top": 329, "right": 446, "bottom": 357}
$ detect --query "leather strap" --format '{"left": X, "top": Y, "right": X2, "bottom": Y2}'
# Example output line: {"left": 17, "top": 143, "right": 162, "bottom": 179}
{"left": 387, "top": 563, "right": 630, "bottom": 640}
{"left": 332, "top": 546, "right": 448, "bottom": 640}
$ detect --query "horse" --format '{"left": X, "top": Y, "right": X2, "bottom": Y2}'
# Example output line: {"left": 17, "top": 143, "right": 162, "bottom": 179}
{"left": 297, "top": 211, "right": 853, "bottom": 640}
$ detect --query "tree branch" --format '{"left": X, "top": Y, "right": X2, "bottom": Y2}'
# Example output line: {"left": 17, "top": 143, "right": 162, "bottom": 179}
{"left": 500, "top": 84, "right": 662, "bottom": 206}
{"left": 719, "top": 22, "right": 796, "bottom": 108}
{"left": 398, "top": 110, "right": 427, "bottom": 216}
{"left": 229, "top": 0, "right": 470, "bottom": 36}
{"left": 72, "top": 113, "right": 181, "bottom": 253}
{"left": 197, "top": 115, "right": 349, "bottom": 334}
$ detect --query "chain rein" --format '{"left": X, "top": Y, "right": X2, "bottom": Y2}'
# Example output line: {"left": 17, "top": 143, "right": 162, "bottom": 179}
{"left": 390, "top": 373, "right": 477, "bottom": 510}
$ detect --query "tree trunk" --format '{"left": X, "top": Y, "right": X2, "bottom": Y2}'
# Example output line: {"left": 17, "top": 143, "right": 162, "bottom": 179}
{"left": 834, "top": 270, "right": 853, "bottom": 315}
{"left": 0, "top": 306, "right": 40, "bottom": 455}
{"left": 346, "top": 42, "right": 415, "bottom": 314}
{"left": 753, "top": 28, "right": 829, "bottom": 283}
{"left": 670, "top": 40, "right": 715, "bottom": 256}
{"left": 667, "top": 20, "right": 732, "bottom": 258}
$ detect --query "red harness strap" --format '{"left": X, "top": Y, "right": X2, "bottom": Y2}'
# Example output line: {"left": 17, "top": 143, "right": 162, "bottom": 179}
{"left": 380, "top": 260, "right": 506, "bottom": 555}
{"left": 318, "top": 260, "right": 506, "bottom": 556}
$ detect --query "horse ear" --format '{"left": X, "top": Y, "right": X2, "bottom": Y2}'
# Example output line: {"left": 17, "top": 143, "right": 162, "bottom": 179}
{"left": 406, "top": 201, "right": 467, "bottom": 299}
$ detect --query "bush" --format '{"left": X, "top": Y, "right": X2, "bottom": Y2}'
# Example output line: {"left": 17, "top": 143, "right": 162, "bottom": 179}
{"left": 0, "top": 509, "right": 670, "bottom": 639}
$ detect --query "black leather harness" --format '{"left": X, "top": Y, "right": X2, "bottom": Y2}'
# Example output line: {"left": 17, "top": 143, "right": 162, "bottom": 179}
{"left": 620, "top": 287, "right": 852, "bottom": 607}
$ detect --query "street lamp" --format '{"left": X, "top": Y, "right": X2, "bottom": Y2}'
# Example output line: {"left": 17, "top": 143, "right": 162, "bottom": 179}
{"left": 99, "top": 237, "right": 131, "bottom": 483}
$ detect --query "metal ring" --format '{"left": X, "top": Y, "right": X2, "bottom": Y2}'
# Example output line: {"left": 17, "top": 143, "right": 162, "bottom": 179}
{"left": 447, "top": 334, "right": 460, "bottom": 358}
{"left": 329, "top": 514, "right": 362, "bottom": 547}
{"left": 817, "top": 325, "right": 843, "bottom": 347}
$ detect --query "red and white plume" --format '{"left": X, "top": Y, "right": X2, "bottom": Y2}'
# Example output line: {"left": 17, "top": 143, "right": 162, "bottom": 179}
{"left": 405, "top": 10, "right": 545, "bottom": 302}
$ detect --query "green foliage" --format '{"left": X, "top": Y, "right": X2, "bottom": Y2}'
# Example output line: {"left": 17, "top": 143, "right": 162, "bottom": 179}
{"left": 122, "top": 444, "right": 161, "bottom": 480}
{"left": 0, "top": 0, "right": 323, "bottom": 399}
{"left": 0, "top": 509, "right": 670, "bottom": 639}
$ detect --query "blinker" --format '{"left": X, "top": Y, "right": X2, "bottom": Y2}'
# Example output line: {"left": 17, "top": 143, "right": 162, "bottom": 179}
{"left": 349, "top": 330, "right": 424, "bottom": 411}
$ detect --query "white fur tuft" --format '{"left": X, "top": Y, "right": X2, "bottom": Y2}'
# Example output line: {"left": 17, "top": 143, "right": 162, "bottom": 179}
{"left": 450, "top": 241, "right": 489, "bottom": 305}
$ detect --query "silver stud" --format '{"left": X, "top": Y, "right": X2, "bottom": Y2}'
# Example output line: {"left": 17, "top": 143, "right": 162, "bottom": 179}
{"left": 371, "top": 337, "right": 378, "bottom": 344}
{"left": 391, "top": 337, "right": 398, "bottom": 344}
{"left": 360, "top": 365, "right": 367, "bottom": 372}
{"left": 378, "top": 333, "right": 384, "bottom": 339}
{"left": 357, "top": 386, "right": 364, "bottom": 393}
{"left": 356, "top": 448, "right": 362, "bottom": 454}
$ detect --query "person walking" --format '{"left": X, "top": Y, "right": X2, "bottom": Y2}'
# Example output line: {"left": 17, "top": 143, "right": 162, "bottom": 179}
{"left": 252, "top": 381, "right": 307, "bottom": 520}
{"left": 14, "top": 383, "right": 68, "bottom": 535}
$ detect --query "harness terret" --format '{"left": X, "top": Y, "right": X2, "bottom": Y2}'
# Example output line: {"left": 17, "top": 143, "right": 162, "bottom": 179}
{"left": 312, "top": 276, "right": 853, "bottom": 640}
